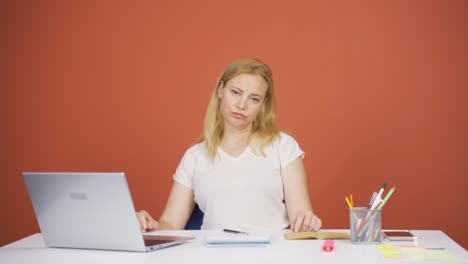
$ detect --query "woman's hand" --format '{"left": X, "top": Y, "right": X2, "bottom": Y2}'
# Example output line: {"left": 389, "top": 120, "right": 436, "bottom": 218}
{"left": 292, "top": 211, "right": 322, "bottom": 232}
{"left": 281, "top": 157, "right": 323, "bottom": 233}
{"left": 136, "top": 210, "right": 159, "bottom": 232}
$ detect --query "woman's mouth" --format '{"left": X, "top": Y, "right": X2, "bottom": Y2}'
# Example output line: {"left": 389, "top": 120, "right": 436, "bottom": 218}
{"left": 232, "top": 112, "right": 247, "bottom": 119}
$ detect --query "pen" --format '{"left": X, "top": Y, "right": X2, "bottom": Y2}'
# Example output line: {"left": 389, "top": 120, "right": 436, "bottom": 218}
{"left": 367, "top": 192, "right": 377, "bottom": 209}
{"left": 223, "top": 229, "right": 249, "bottom": 235}
{"left": 369, "top": 182, "right": 387, "bottom": 210}
{"left": 377, "top": 182, "right": 387, "bottom": 197}
{"left": 357, "top": 187, "right": 396, "bottom": 237}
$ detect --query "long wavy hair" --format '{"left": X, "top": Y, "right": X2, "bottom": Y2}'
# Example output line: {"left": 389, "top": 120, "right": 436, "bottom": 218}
{"left": 197, "top": 58, "right": 280, "bottom": 159}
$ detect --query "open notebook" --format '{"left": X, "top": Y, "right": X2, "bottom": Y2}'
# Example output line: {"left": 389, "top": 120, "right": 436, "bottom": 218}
{"left": 284, "top": 231, "right": 350, "bottom": 240}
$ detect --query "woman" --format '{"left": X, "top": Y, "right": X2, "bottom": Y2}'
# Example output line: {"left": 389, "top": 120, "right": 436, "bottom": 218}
{"left": 137, "top": 58, "right": 321, "bottom": 232}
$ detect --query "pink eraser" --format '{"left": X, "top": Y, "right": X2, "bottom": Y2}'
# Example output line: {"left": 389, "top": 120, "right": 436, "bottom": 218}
{"left": 322, "top": 239, "right": 334, "bottom": 252}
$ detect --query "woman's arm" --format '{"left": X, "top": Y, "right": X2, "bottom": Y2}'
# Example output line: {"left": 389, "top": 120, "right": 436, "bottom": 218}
{"left": 282, "top": 157, "right": 322, "bottom": 232}
{"left": 137, "top": 181, "right": 195, "bottom": 231}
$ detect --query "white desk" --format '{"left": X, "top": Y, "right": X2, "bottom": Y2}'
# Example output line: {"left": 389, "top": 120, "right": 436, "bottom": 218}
{"left": 1, "top": 230, "right": 466, "bottom": 264}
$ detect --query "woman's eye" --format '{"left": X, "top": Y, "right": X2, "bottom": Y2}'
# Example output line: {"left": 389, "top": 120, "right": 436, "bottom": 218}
{"left": 251, "top": 97, "right": 260, "bottom": 103}
{"left": 231, "top": 90, "right": 239, "bottom": 95}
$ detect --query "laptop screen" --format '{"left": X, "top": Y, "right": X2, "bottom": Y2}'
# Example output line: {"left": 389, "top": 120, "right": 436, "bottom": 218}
{"left": 23, "top": 172, "right": 194, "bottom": 252}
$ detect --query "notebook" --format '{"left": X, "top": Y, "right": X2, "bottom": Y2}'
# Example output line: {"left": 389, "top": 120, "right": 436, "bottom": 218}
{"left": 23, "top": 172, "right": 194, "bottom": 252}
{"left": 205, "top": 229, "right": 272, "bottom": 247}
{"left": 284, "top": 231, "right": 350, "bottom": 240}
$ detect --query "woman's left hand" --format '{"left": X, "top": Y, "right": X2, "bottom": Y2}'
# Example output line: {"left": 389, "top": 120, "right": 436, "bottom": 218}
{"left": 292, "top": 211, "right": 322, "bottom": 232}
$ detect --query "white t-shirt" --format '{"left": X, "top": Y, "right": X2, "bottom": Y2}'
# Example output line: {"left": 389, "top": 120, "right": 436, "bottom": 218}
{"left": 173, "top": 132, "right": 304, "bottom": 230}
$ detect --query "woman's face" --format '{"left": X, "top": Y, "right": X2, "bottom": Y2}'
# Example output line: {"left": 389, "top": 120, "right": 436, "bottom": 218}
{"left": 218, "top": 73, "right": 268, "bottom": 131}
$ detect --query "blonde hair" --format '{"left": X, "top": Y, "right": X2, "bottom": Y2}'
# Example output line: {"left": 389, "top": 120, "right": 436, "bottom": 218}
{"left": 198, "top": 58, "right": 280, "bottom": 159}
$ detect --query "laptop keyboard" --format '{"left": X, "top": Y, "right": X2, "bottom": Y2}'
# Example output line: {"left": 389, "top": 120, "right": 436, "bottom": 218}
{"left": 144, "top": 239, "right": 171, "bottom": 246}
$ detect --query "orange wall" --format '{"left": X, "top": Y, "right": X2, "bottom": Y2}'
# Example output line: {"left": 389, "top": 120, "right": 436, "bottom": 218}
{"left": 2, "top": 1, "right": 467, "bottom": 248}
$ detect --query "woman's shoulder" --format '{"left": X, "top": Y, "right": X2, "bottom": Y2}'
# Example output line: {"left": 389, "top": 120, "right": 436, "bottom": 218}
{"left": 182, "top": 141, "right": 208, "bottom": 158}
{"left": 255, "top": 131, "right": 300, "bottom": 155}
{"left": 272, "top": 131, "right": 299, "bottom": 146}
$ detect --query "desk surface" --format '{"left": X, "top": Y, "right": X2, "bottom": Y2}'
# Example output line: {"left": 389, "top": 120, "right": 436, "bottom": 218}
{"left": 1, "top": 230, "right": 466, "bottom": 264}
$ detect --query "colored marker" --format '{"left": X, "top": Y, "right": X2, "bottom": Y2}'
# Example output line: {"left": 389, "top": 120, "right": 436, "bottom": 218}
{"left": 323, "top": 239, "right": 334, "bottom": 252}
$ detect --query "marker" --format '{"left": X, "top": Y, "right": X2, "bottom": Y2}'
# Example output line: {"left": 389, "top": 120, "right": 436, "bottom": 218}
{"left": 323, "top": 239, "right": 334, "bottom": 252}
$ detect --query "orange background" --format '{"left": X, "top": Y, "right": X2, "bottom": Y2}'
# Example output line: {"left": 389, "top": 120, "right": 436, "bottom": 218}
{"left": 2, "top": 1, "right": 467, "bottom": 248}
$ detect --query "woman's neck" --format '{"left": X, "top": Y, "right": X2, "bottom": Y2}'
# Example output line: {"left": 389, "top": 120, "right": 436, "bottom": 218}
{"left": 220, "top": 126, "right": 253, "bottom": 156}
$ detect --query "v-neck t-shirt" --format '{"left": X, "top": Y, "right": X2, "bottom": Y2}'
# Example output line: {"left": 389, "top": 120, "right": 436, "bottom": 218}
{"left": 173, "top": 132, "right": 304, "bottom": 230}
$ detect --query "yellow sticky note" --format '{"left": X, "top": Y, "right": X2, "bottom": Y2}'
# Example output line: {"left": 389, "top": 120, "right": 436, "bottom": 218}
{"left": 401, "top": 248, "right": 457, "bottom": 261}
{"left": 376, "top": 244, "right": 402, "bottom": 258}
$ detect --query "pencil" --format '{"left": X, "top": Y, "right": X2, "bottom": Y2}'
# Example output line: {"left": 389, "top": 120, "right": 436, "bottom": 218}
{"left": 345, "top": 197, "right": 359, "bottom": 221}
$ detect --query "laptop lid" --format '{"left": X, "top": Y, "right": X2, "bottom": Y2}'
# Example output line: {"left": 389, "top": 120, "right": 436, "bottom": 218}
{"left": 23, "top": 172, "right": 193, "bottom": 252}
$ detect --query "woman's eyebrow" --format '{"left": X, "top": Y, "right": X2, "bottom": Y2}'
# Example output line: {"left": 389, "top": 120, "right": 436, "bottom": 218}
{"left": 231, "top": 86, "right": 244, "bottom": 93}
{"left": 231, "top": 86, "right": 263, "bottom": 98}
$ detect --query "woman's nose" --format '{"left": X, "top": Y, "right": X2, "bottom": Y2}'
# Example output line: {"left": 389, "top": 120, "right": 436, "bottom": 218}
{"left": 236, "top": 97, "right": 247, "bottom": 110}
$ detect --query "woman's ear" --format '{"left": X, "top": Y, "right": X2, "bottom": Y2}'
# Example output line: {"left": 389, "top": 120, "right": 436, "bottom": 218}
{"left": 217, "top": 81, "right": 224, "bottom": 99}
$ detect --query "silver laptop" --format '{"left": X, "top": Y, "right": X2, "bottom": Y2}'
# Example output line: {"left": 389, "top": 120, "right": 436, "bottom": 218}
{"left": 23, "top": 172, "right": 194, "bottom": 252}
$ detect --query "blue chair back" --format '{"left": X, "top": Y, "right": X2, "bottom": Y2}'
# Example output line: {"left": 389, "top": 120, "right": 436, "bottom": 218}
{"left": 184, "top": 204, "right": 204, "bottom": 230}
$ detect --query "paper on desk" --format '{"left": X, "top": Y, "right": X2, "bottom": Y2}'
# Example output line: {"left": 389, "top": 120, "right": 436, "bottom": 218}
{"left": 205, "top": 230, "right": 271, "bottom": 247}
{"left": 401, "top": 247, "right": 457, "bottom": 261}
{"left": 376, "top": 244, "right": 403, "bottom": 259}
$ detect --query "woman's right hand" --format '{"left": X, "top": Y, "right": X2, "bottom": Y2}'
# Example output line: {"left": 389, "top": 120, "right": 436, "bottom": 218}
{"left": 136, "top": 210, "right": 159, "bottom": 232}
